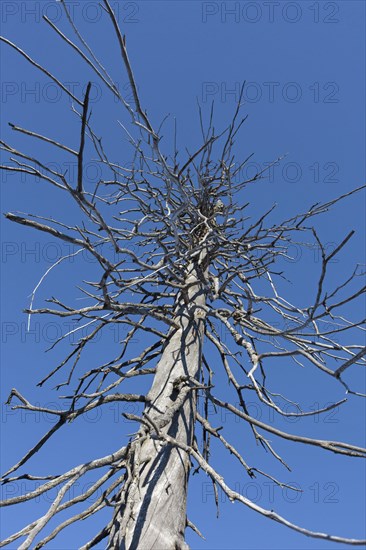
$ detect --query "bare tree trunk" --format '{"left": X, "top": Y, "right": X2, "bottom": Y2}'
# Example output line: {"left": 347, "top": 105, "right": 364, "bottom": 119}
{"left": 108, "top": 261, "right": 207, "bottom": 550}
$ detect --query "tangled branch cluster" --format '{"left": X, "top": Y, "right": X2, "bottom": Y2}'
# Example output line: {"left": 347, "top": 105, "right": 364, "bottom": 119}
{"left": 1, "top": 1, "right": 365, "bottom": 548}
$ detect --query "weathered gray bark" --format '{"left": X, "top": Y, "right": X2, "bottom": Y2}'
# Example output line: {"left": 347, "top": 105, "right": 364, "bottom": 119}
{"left": 108, "top": 261, "right": 207, "bottom": 550}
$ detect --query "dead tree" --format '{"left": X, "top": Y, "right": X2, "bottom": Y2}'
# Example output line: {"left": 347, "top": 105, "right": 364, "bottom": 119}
{"left": 1, "top": 1, "right": 365, "bottom": 548}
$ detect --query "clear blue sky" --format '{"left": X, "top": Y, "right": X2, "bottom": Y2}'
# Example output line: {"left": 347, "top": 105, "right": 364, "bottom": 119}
{"left": 1, "top": 1, "right": 365, "bottom": 549}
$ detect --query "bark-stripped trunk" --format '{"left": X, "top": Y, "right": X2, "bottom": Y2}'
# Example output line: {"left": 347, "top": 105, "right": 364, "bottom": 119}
{"left": 108, "top": 260, "right": 207, "bottom": 550}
